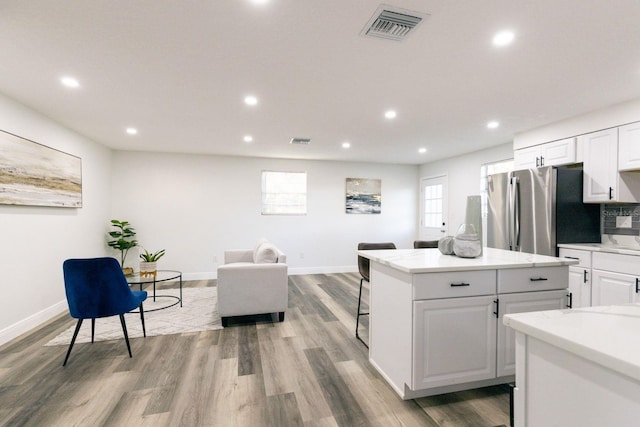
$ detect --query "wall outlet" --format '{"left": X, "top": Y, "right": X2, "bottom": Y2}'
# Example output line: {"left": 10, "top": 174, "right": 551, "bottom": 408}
{"left": 616, "top": 216, "right": 632, "bottom": 228}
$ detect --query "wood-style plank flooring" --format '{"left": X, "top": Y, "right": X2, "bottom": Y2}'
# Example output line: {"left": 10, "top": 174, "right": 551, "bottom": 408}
{"left": 0, "top": 273, "right": 510, "bottom": 426}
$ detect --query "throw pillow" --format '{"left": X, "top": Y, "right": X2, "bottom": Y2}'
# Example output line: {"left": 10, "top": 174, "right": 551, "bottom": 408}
{"left": 254, "top": 243, "right": 279, "bottom": 263}
{"left": 254, "top": 238, "right": 269, "bottom": 262}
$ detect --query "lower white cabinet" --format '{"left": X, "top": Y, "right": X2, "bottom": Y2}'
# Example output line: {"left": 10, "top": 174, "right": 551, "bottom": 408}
{"left": 592, "top": 269, "right": 640, "bottom": 306}
{"left": 413, "top": 296, "right": 496, "bottom": 389}
{"left": 568, "top": 265, "right": 591, "bottom": 308}
{"left": 496, "top": 290, "right": 568, "bottom": 377}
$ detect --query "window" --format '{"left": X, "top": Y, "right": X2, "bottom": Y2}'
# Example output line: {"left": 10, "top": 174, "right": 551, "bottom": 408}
{"left": 261, "top": 171, "right": 307, "bottom": 215}
{"left": 480, "top": 159, "right": 514, "bottom": 216}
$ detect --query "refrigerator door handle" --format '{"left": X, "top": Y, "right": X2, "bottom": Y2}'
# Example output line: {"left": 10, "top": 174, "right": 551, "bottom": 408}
{"left": 508, "top": 176, "right": 515, "bottom": 250}
{"left": 511, "top": 176, "right": 521, "bottom": 251}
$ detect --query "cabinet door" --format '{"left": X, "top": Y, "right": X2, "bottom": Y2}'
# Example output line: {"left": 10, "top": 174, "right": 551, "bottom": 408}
{"left": 513, "top": 146, "right": 540, "bottom": 171}
{"left": 497, "top": 290, "right": 567, "bottom": 377}
{"left": 540, "top": 137, "right": 576, "bottom": 167}
{"left": 413, "top": 296, "right": 496, "bottom": 390}
{"left": 592, "top": 269, "right": 639, "bottom": 306}
{"left": 568, "top": 266, "right": 591, "bottom": 308}
{"left": 581, "top": 128, "right": 618, "bottom": 202}
{"left": 618, "top": 122, "right": 640, "bottom": 171}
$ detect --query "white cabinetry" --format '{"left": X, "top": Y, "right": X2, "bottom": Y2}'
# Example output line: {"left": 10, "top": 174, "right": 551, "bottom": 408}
{"left": 413, "top": 296, "right": 496, "bottom": 389}
{"left": 496, "top": 290, "right": 567, "bottom": 377}
{"left": 581, "top": 126, "right": 640, "bottom": 202}
{"left": 558, "top": 248, "right": 592, "bottom": 308}
{"left": 618, "top": 121, "right": 640, "bottom": 171}
{"left": 592, "top": 251, "right": 640, "bottom": 306}
{"left": 513, "top": 138, "right": 576, "bottom": 171}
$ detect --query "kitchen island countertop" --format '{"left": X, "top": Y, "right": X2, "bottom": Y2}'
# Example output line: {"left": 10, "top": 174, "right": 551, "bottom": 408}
{"left": 358, "top": 247, "right": 577, "bottom": 274}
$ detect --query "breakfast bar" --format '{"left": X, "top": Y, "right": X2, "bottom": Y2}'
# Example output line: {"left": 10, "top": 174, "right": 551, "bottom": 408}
{"left": 358, "top": 247, "right": 577, "bottom": 399}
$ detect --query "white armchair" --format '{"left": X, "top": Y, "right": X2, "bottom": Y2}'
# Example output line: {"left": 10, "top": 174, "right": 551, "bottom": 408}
{"left": 216, "top": 242, "right": 288, "bottom": 327}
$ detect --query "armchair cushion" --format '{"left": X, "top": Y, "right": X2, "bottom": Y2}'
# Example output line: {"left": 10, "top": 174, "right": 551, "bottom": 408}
{"left": 254, "top": 242, "right": 279, "bottom": 263}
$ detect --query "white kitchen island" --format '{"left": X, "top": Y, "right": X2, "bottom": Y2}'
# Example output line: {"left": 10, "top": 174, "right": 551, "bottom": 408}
{"left": 504, "top": 305, "right": 640, "bottom": 427}
{"left": 358, "top": 247, "right": 577, "bottom": 400}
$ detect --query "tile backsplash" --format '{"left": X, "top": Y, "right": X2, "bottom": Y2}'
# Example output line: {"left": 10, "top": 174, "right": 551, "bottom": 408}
{"left": 602, "top": 204, "right": 640, "bottom": 249}
{"left": 603, "top": 204, "right": 640, "bottom": 236}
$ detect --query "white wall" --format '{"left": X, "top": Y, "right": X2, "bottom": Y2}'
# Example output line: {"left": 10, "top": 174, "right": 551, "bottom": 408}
{"left": 0, "top": 93, "right": 112, "bottom": 344}
{"left": 110, "top": 151, "right": 419, "bottom": 279}
{"left": 419, "top": 142, "right": 514, "bottom": 237}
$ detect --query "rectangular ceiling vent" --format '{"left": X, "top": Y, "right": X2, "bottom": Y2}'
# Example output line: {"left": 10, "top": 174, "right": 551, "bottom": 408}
{"left": 361, "top": 5, "right": 428, "bottom": 41}
{"left": 290, "top": 137, "right": 311, "bottom": 145}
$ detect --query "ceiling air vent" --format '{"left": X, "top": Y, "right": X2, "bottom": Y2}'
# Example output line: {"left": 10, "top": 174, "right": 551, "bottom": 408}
{"left": 290, "top": 137, "right": 311, "bottom": 145}
{"left": 361, "top": 5, "right": 428, "bottom": 41}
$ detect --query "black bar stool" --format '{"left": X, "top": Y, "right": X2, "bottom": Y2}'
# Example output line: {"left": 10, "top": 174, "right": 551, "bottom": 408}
{"left": 414, "top": 240, "right": 438, "bottom": 248}
{"left": 356, "top": 242, "right": 396, "bottom": 348}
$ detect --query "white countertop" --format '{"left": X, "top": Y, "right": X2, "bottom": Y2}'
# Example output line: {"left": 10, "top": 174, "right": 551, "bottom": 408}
{"left": 504, "top": 304, "right": 640, "bottom": 382}
{"left": 558, "top": 243, "right": 640, "bottom": 257}
{"left": 358, "top": 247, "right": 577, "bottom": 274}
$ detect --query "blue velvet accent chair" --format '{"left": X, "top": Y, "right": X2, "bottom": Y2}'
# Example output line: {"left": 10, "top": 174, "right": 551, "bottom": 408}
{"left": 62, "top": 257, "right": 148, "bottom": 366}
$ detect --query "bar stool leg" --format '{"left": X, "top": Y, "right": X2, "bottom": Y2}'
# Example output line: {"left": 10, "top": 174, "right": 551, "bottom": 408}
{"left": 355, "top": 277, "right": 369, "bottom": 348}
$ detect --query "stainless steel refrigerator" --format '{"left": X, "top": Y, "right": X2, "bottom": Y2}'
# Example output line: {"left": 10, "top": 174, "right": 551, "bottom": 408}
{"left": 487, "top": 166, "right": 600, "bottom": 256}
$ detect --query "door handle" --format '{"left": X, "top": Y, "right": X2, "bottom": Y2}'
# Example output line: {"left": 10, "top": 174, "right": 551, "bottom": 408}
{"left": 567, "top": 292, "right": 573, "bottom": 309}
{"left": 530, "top": 277, "right": 548, "bottom": 282}
{"left": 609, "top": 187, "right": 614, "bottom": 200}
{"left": 450, "top": 282, "right": 470, "bottom": 287}
{"left": 493, "top": 299, "right": 499, "bottom": 318}
{"left": 636, "top": 278, "right": 639, "bottom": 293}
{"left": 540, "top": 155, "right": 544, "bottom": 166}
{"left": 584, "top": 270, "right": 588, "bottom": 283}
{"left": 535, "top": 157, "right": 539, "bottom": 167}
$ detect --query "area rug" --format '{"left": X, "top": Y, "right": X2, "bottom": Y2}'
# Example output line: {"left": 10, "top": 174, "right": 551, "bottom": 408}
{"left": 46, "top": 287, "right": 222, "bottom": 346}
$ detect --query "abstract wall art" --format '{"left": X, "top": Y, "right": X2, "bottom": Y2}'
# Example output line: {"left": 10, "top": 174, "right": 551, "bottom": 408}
{"left": 0, "top": 130, "right": 82, "bottom": 207}
{"left": 346, "top": 178, "right": 381, "bottom": 214}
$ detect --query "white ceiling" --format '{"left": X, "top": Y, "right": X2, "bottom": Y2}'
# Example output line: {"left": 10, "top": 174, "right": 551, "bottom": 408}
{"left": 1, "top": 0, "right": 639, "bottom": 165}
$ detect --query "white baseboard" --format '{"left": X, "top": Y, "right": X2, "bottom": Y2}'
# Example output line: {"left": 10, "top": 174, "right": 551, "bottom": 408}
{"left": 0, "top": 299, "right": 67, "bottom": 347}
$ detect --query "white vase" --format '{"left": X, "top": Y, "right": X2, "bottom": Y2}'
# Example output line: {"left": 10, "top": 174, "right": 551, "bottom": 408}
{"left": 139, "top": 261, "right": 157, "bottom": 277}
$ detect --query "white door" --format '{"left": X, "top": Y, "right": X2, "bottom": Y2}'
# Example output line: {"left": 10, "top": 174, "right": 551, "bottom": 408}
{"left": 496, "top": 290, "right": 567, "bottom": 377}
{"left": 592, "top": 269, "right": 639, "bottom": 306}
{"left": 568, "top": 266, "right": 591, "bottom": 308}
{"left": 420, "top": 175, "right": 447, "bottom": 240}
{"left": 618, "top": 122, "right": 640, "bottom": 171}
{"left": 413, "top": 295, "right": 496, "bottom": 389}
{"left": 581, "top": 128, "right": 618, "bottom": 202}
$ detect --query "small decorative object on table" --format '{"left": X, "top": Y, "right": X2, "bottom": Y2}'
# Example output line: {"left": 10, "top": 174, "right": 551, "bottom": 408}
{"left": 438, "top": 236, "right": 455, "bottom": 255}
{"left": 453, "top": 223, "right": 482, "bottom": 258}
{"left": 139, "top": 248, "right": 165, "bottom": 277}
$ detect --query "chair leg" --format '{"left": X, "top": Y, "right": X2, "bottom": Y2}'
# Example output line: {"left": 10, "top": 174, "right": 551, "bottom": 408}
{"left": 91, "top": 318, "right": 95, "bottom": 343}
{"left": 139, "top": 303, "right": 146, "bottom": 338}
{"left": 356, "top": 277, "right": 369, "bottom": 348}
{"left": 119, "top": 314, "right": 133, "bottom": 358}
{"left": 63, "top": 319, "right": 83, "bottom": 367}
{"left": 278, "top": 312, "right": 285, "bottom": 322}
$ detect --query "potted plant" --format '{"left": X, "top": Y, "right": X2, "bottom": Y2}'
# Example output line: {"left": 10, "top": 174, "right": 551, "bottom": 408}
{"left": 139, "top": 248, "right": 166, "bottom": 277}
{"left": 107, "top": 219, "right": 138, "bottom": 275}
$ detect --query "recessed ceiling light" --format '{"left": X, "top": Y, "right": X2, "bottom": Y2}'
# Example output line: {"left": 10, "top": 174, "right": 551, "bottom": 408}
{"left": 418, "top": 147, "right": 427, "bottom": 154}
{"left": 126, "top": 127, "right": 138, "bottom": 135}
{"left": 244, "top": 95, "right": 258, "bottom": 106}
{"left": 60, "top": 76, "right": 80, "bottom": 88}
{"left": 487, "top": 121, "right": 500, "bottom": 129}
{"left": 384, "top": 110, "right": 397, "bottom": 119}
{"left": 243, "top": 135, "right": 253, "bottom": 142}
{"left": 492, "top": 30, "right": 514, "bottom": 47}
{"left": 342, "top": 142, "right": 351, "bottom": 149}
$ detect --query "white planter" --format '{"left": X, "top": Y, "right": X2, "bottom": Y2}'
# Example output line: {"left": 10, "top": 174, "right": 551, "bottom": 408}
{"left": 139, "top": 261, "right": 157, "bottom": 277}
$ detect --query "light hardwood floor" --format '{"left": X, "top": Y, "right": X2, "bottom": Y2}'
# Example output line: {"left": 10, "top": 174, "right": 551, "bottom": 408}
{"left": 0, "top": 273, "right": 510, "bottom": 427}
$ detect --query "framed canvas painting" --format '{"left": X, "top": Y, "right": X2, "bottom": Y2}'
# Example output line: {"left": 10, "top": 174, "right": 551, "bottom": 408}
{"left": 0, "top": 130, "right": 82, "bottom": 207}
{"left": 346, "top": 178, "right": 381, "bottom": 214}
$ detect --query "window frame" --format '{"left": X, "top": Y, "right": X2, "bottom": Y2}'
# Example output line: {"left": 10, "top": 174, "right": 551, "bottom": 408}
{"left": 261, "top": 170, "right": 308, "bottom": 215}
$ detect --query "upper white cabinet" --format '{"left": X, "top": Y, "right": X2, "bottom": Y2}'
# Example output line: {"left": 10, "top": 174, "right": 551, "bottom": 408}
{"left": 513, "top": 138, "right": 576, "bottom": 171}
{"left": 581, "top": 126, "right": 640, "bottom": 203}
{"left": 618, "top": 122, "right": 640, "bottom": 171}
